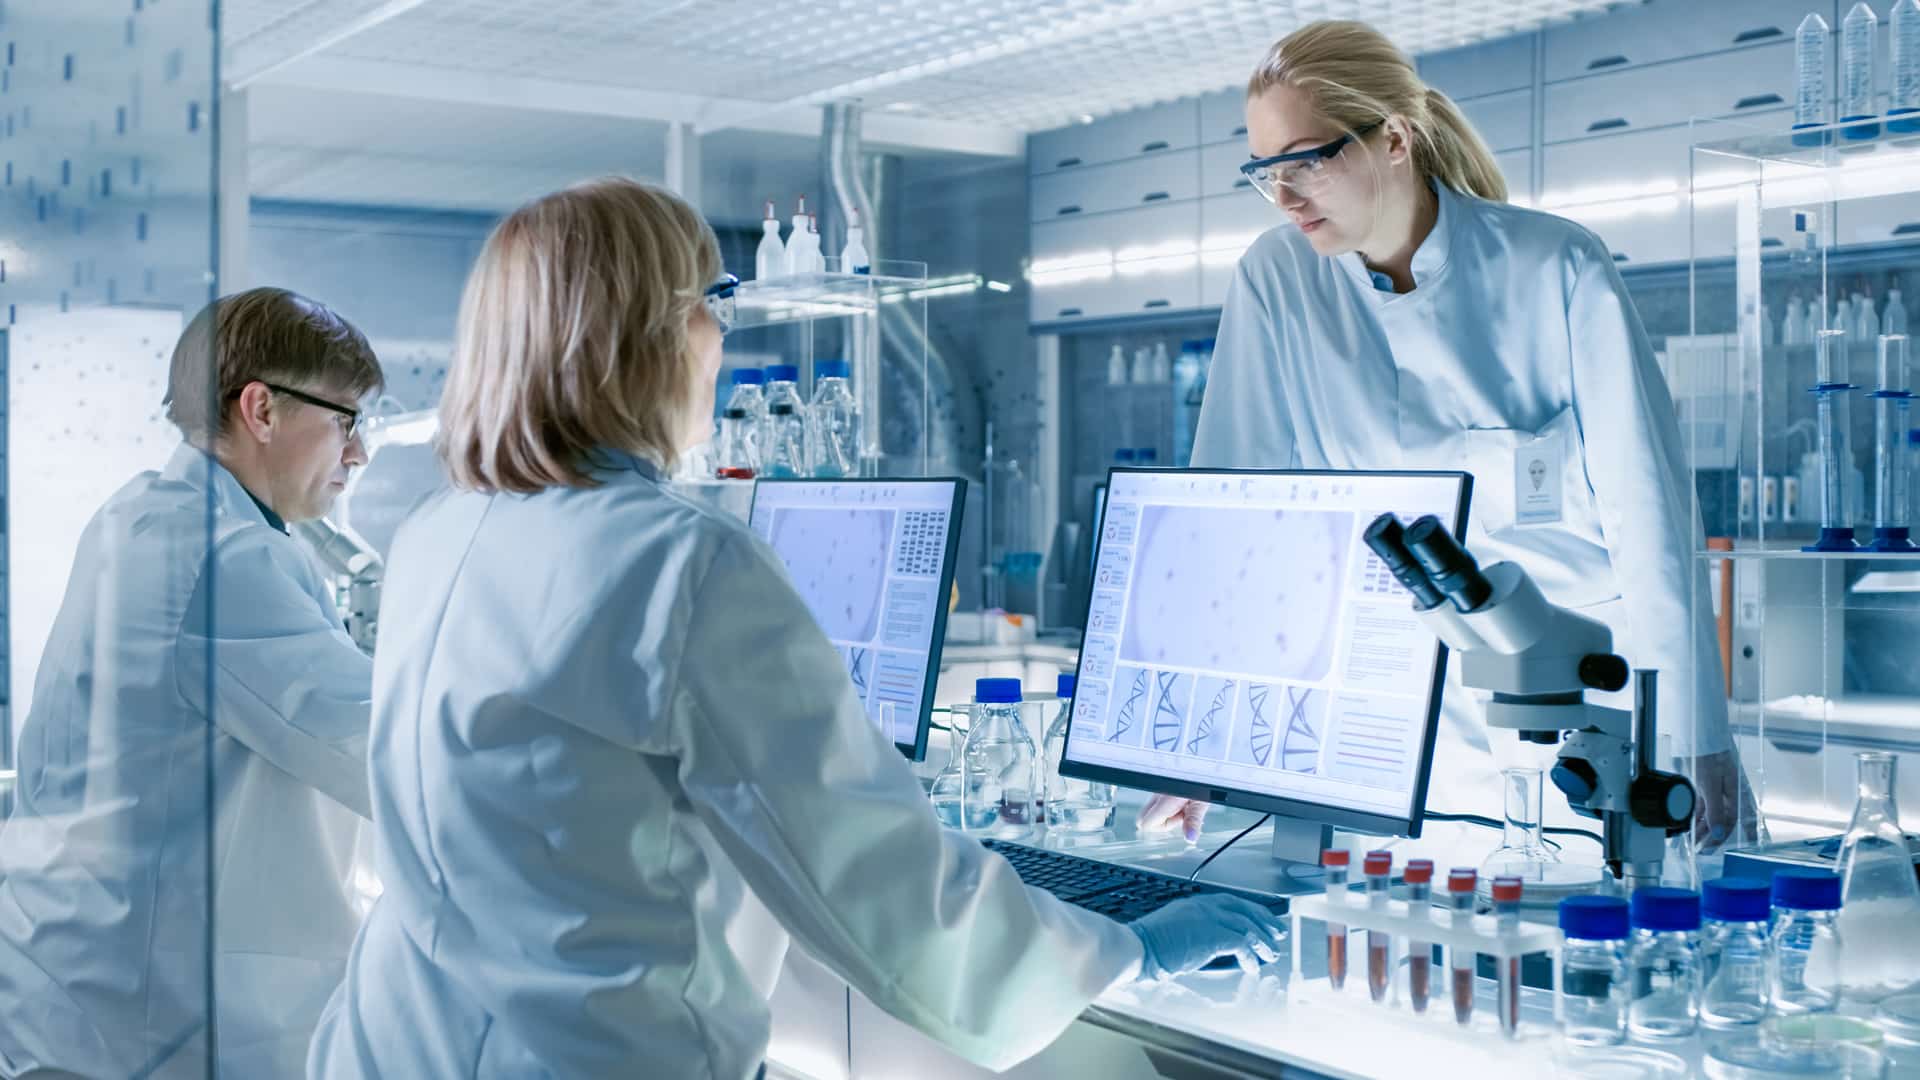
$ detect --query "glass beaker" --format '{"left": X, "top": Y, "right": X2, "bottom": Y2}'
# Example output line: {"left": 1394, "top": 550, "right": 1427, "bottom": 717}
{"left": 928, "top": 705, "right": 970, "bottom": 829}
{"left": 1836, "top": 751, "right": 1920, "bottom": 1002}
{"left": 1481, "top": 767, "right": 1598, "bottom": 894}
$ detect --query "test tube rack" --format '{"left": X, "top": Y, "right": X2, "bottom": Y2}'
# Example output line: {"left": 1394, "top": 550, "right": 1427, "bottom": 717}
{"left": 1288, "top": 892, "right": 1563, "bottom": 1033}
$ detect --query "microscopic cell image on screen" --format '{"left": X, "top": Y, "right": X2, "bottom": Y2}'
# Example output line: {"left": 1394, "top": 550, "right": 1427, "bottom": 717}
{"left": 1107, "top": 667, "right": 1151, "bottom": 748}
{"left": 1148, "top": 671, "right": 1194, "bottom": 752}
{"left": 1185, "top": 676, "right": 1236, "bottom": 762}
{"left": 768, "top": 507, "right": 895, "bottom": 641}
{"left": 1119, "top": 506, "right": 1353, "bottom": 681}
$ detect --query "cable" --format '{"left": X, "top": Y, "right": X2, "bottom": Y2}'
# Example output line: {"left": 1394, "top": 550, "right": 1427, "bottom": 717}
{"left": 1425, "top": 810, "right": 1605, "bottom": 849}
{"left": 1188, "top": 814, "right": 1271, "bottom": 883}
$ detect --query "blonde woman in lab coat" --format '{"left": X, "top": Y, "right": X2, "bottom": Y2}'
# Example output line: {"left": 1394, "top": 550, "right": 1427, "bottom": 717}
{"left": 1139, "top": 21, "right": 1760, "bottom": 860}
{"left": 308, "top": 178, "right": 1284, "bottom": 1080}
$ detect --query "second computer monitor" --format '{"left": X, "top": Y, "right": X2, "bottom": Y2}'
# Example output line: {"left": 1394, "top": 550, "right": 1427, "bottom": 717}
{"left": 1061, "top": 468, "right": 1471, "bottom": 838}
{"left": 748, "top": 477, "right": 966, "bottom": 762}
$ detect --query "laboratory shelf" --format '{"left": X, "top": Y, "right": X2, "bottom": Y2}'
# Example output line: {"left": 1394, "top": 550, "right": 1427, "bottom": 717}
{"left": 1697, "top": 544, "right": 1920, "bottom": 561}
{"left": 731, "top": 260, "right": 933, "bottom": 329}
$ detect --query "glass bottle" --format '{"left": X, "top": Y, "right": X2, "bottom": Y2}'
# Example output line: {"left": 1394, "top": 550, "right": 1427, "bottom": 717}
{"left": 807, "top": 359, "right": 860, "bottom": 478}
{"left": 1041, "top": 674, "right": 1113, "bottom": 831}
{"left": 760, "top": 364, "right": 808, "bottom": 479}
{"left": 1837, "top": 751, "right": 1920, "bottom": 1002}
{"left": 1701, "top": 877, "right": 1773, "bottom": 1029}
{"left": 959, "top": 678, "right": 1037, "bottom": 834}
{"left": 1558, "top": 895, "right": 1630, "bottom": 1047}
{"left": 928, "top": 705, "right": 969, "bottom": 829}
{"left": 1628, "top": 887, "right": 1703, "bottom": 1040}
{"left": 1772, "top": 868, "right": 1845, "bottom": 1014}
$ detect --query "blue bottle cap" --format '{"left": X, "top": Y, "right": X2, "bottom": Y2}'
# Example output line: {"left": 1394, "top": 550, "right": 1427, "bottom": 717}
{"left": 766, "top": 363, "right": 799, "bottom": 382}
{"left": 1630, "top": 887, "right": 1702, "bottom": 932}
{"left": 1057, "top": 673, "right": 1076, "bottom": 699}
{"left": 1559, "top": 895, "right": 1630, "bottom": 940}
{"left": 1138, "top": 448, "right": 1158, "bottom": 463}
{"left": 814, "top": 359, "right": 850, "bottom": 379}
{"left": 974, "top": 677, "right": 1022, "bottom": 704}
{"left": 1772, "top": 868, "right": 1842, "bottom": 911}
{"left": 1703, "top": 877, "right": 1773, "bottom": 923}
{"left": 1115, "top": 448, "right": 1137, "bottom": 463}
{"left": 731, "top": 367, "right": 765, "bottom": 385}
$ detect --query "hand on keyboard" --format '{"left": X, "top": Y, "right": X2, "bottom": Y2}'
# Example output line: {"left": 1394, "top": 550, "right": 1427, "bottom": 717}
{"left": 1128, "top": 893, "right": 1287, "bottom": 978}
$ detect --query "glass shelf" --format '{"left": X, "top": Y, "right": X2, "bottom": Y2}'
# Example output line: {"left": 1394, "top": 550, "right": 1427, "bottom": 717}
{"left": 732, "top": 259, "right": 933, "bottom": 329}
{"left": 1698, "top": 544, "right": 1920, "bottom": 561}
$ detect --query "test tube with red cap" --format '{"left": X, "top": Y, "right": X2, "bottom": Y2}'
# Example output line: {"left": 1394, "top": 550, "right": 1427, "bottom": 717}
{"left": 1404, "top": 859, "right": 1435, "bottom": 1013}
{"left": 1363, "top": 850, "right": 1393, "bottom": 1002}
{"left": 1321, "top": 849, "right": 1350, "bottom": 990}
{"left": 1492, "top": 876, "right": 1525, "bottom": 1038}
{"left": 1447, "top": 868, "right": 1477, "bottom": 1024}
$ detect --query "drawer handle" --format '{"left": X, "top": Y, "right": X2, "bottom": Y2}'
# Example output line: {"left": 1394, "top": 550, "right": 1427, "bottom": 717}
{"left": 1894, "top": 222, "right": 1920, "bottom": 236}
{"left": 1586, "top": 54, "right": 1629, "bottom": 71}
{"left": 1733, "top": 26, "right": 1784, "bottom": 44}
{"left": 1057, "top": 307, "right": 1084, "bottom": 318}
{"left": 1232, "top": 125, "right": 1248, "bottom": 136}
{"left": 1143, "top": 299, "right": 1172, "bottom": 309}
{"left": 1765, "top": 737, "right": 1822, "bottom": 756}
{"left": 1056, "top": 156, "right": 1083, "bottom": 169}
{"left": 1611, "top": 252, "right": 1630, "bottom": 263}
{"left": 1141, "top": 191, "right": 1171, "bottom": 202}
{"left": 1735, "top": 93, "right": 1784, "bottom": 111}
{"left": 1233, "top": 178, "right": 1253, "bottom": 189}
{"left": 1056, "top": 205, "right": 1083, "bottom": 216}
{"left": 1587, "top": 117, "right": 1630, "bottom": 133}
{"left": 1141, "top": 140, "right": 1170, "bottom": 153}
{"left": 1761, "top": 237, "right": 1784, "bottom": 248}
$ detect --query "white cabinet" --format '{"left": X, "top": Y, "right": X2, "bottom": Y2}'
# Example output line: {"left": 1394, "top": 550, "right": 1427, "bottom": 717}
{"left": 1495, "top": 149, "right": 1532, "bottom": 203}
{"left": 1027, "top": 100, "right": 1199, "bottom": 176}
{"left": 1199, "top": 192, "right": 1285, "bottom": 306}
{"left": 1030, "top": 200, "right": 1201, "bottom": 324}
{"left": 1199, "top": 88, "right": 1248, "bottom": 145}
{"left": 1029, "top": 153, "right": 1200, "bottom": 223}
{"left": 1542, "top": 0, "right": 1818, "bottom": 82}
{"left": 1419, "top": 35, "right": 1534, "bottom": 101}
{"left": 1543, "top": 43, "right": 1795, "bottom": 144}
{"left": 1832, "top": 191, "right": 1920, "bottom": 248}
{"left": 1462, "top": 89, "right": 1533, "bottom": 153}
{"left": 1199, "top": 140, "right": 1254, "bottom": 198}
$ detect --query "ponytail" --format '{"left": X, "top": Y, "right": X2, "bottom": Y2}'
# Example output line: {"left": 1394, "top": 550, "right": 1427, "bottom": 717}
{"left": 1247, "top": 20, "right": 1509, "bottom": 204}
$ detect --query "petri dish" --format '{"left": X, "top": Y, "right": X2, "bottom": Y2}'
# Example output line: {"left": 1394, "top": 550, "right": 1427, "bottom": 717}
{"left": 1550, "top": 1045, "right": 1687, "bottom": 1079}
{"left": 1704, "top": 1037, "right": 1888, "bottom": 1080}
{"left": 1766, "top": 1013, "right": 1887, "bottom": 1050}
{"left": 1873, "top": 994, "right": 1920, "bottom": 1075}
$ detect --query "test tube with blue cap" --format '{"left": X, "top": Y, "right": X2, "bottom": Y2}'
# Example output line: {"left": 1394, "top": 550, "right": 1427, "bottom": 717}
{"left": 1795, "top": 13, "right": 1834, "bottom": 146}
{"left": 1807, "top": 329, "right": 1862, "bottom": 552}
{"left": 1872, "top": 334, "right": 1916, "bottom": 550}
{"left": 1894, "top": 0, "right": 1920, "bottom": 133}
{"left": 1842, "top": 3, "right": 1882, "bottom": 140}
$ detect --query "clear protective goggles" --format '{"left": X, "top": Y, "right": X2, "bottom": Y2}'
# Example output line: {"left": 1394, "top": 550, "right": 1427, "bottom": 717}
{"left": 1238, "top": 120, "right": 1380, "bottom": 204}
{"left": 704, "top": 273, "right": 739, "bottom": 336}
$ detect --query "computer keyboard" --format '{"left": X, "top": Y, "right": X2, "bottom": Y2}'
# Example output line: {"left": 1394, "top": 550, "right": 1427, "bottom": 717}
{"left": 981, "top": 838, "right": 1288, "bottom": 923}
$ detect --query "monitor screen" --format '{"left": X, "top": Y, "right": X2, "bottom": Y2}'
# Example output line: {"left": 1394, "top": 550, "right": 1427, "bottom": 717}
{"left": 1089, "top": 482, "right": 1108, "bottom": 578}
{"left": 1061, "top": 468, "right": 1471, "bottom": 837}
{"left": 749, "top": 478, "right": 966, "bottom": 762}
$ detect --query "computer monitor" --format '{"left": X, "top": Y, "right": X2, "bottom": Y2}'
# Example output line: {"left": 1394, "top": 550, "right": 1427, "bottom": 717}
{"left": 1060, "top": 468, "right": 1472, "bottom": 850}
{"left": 1089, "top": 481, "right": 1108, "bottom": 579}
{"left": 749, "top": 477, "right": 966, "bottom": 762}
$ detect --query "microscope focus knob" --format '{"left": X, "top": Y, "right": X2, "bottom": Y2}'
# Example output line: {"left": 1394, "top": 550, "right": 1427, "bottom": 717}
{"left": 1630, "top": 771, "right": 1698, "bottom": 836}
{"left": 1552, "top": 759, "right": 1599, "bottom": 805}
{"left": 1578, "top": 654, "right": 1631, "bottom": 693}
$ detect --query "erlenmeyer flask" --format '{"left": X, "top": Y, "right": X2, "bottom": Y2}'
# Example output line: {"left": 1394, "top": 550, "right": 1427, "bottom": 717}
{"left": 1837, "top": 751, "right": 1920, "bottom": 1002}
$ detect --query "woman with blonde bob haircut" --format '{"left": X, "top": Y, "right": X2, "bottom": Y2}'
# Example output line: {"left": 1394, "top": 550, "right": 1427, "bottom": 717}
{"left": 1137, "top": 21, "right": 1760, "bottom": 863}
{"left": 309, "top": 177, "right": 1280, "bottom": 1079}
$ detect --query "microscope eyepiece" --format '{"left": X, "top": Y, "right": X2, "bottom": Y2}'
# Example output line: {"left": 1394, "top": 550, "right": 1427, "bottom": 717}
{"left": 1362, "top": 514, "right": 1446, "bottom": 610}
{"left": 1403, "top": 515, "right": 1494, "bottom": 613}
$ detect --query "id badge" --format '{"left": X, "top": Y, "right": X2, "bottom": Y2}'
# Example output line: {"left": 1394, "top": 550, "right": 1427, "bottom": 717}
{"left": 1514, "top": 425, "right": 1566, "bottom": 527}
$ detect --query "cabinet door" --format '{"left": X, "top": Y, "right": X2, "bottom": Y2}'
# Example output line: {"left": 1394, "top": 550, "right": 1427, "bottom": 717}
{"left": 1542, "top": 124, "right": 1749, "bottom": 268}
{"left": 1462, "top": 88, "right": 1533, "bottom": 153}
{"left": 1419, "top": 34, "right": 1535, "bottom": 101}
{"left": 1199, "top": 88, "right": 1249, "bottom": 145}
{"left": 1199, "top": 139, "right": 1257, "bottom": 198}
{"left": 1542, "top": 0, "right": 1815, "bottom": 82}
{"left": 1199, "top": 193, "right": 1284, "bottom": 307}
{"left": 1543, "top": 44, "right": 1795, "bottom": 145}
{"left": 1028, "top": 100, "right": 1199, "bottom": 176}
{"left": 1831, "top": 191, "right": 1920, "bottom": 248}
{"left": 1029, "top": 151, "right": 1201, "bottom": 224}
{"left": 1030, "top": 201, "right": 1201, "bottom": 323}
{"left": 1495, "top": 149, "right": 1532, "bottom": 203}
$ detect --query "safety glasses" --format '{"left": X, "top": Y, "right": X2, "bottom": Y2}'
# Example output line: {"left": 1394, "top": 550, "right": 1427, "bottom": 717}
{"left": 261, "top": 382, "right": 361, "bottom": 441}
{"left": 1238, "top": 120, "right": 1381, "bottom": 205}
{"left": 705, "top": 273, "right": 740, "bottom": 336}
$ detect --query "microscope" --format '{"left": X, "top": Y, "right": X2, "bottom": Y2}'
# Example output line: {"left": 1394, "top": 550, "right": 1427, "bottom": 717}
{"left": 1363, "top": 514, "right": 1696, "bottom": 889}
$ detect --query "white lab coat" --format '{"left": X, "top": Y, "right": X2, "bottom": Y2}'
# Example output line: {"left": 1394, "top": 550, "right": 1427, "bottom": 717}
{"left": 1193, "top": 182, "right": 1729, "bottom": 856}
{"left": 307, "top": 452, "right": 1142, "bottom": 1080}
{"left": 0, "top": 444, "right": 373, "bottom": 1079}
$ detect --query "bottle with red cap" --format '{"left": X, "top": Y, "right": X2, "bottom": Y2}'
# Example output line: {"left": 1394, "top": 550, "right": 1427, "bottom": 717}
{"left": 1447, "top": 868, "right": 1478, "bottom": 1025}
{"left": 1364, "top": 850, "right": 1394, "bottom": 1002}
{"left": 1404, "top": 859, "right": 1435, "bottom": 1013}
{"left": 1321, "top": 848, "right": 1351, "bottom": 990}
{"left": 1492, "top": 876, "right": 1525, "bottom": 1038}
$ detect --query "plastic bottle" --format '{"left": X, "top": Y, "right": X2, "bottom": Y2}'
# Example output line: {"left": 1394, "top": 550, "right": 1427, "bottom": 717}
{"left": 761, "top": 364, "right": 808, "bottom": 479}
{"left": 806, "top": 215, "right": 825, "bottom": 273}
{"left": 1493, "top": 877, "right": 1526, "bottom": 1038}
{"left": 1405, "top": 860, "right": 1435, "bottom": 1014}
{"left": 1131, "top": 345, "right": 1153, "bottom": 385}
{"left": 1701, "top": 877, "right": 1774, "bottom": 1029}
{"left": 1838, "top": 296, "right": 1856, "bottom": 338}
{"left": 1449, "top": 868, "right": 1478, "bottom": 1025}
{"left": 721, "top": 369, "right": 767, "bottom": 474}
{"left": 785, "top": 195, "right": 814, "bottom": 277}
{"left": 716, "top": 406, "right": 757, "bottom": 478}
{"left": 1042, "top": 674, "right": 1114, "bottom": 831}
{"left": 1762, "top": 300, "right": 1778, "bottom": 348}
{"left": 841, "top": 210, "right": 871, "bottom": 275}
{"left": 754, "top": 199, "right": 785, "bottom": 281}
{"left": 1858, "top": 292, "right": 1881, "bottom": 344}
{"left": 1364, "top": 850, "right": 1394, "bottom": 1003}
{"left": 1771, "top": 868, "right": 1845, "bottom": 1014}
{"left": 1629, "top": 887, "right": 1704, "bottom": 1041}
{"left": 807, "top": 359, "right": 860, "bottom": 478}
{"left": 1797, "top": 13, "right": 1834, "bottom": 143}
{"left": 1786, "top": 296, "right": 1808, "bottom": 346}
{"left": 1895, "top": 0, "right": 1920, "bottom": 131}
{"left": 1150, "top": 341, "right": 1171, "bottom": 383}
{"left": 1558, "top": 895, "right": 1631, "bottom": 1047}
{"left": 1888, "top": 288, "right": 1911, "bottom": 335}
{"left": 1322, "top": 849, "right": 1351, "bottom": 991}
{"left": 1107, "top": 343, "right": 1128, "bottom": 386}
{"left": 1843, "top": 2, "right": 1881, "bottom": 139}
{"left": 1837, "top": 751, "right": 1920, "bottom": 1001}
{"left": 958, "top": 678, "right": 1037, "bottom": 833}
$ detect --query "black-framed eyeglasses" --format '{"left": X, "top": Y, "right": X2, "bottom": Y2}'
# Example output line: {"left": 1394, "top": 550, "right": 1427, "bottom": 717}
{"left": 262, "top": 382, "right": 361, "bottom": 441}
{"left": 1238, "top": 120, "right": 1382, "bottom": 204}
{"left": 705, "top": 273, "right": 740, "bottom": 336}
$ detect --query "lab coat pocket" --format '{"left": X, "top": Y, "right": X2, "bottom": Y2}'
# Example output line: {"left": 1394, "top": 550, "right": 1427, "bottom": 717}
{"left": 1460, "top": 408, "right": 1613, "bottom": 606}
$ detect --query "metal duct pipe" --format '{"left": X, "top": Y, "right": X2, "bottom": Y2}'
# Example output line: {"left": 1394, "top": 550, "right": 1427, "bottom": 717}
{"left": 822, "top": 103, "right": 884, "bottom": 468}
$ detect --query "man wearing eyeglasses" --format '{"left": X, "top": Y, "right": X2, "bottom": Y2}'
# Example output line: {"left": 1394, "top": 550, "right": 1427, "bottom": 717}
{"left": 0, "top": 287, "right": 386, "bottom": 1079}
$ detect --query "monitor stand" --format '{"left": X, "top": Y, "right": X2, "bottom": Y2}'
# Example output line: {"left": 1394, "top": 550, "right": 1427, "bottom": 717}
{"left": 1267, "top": 815, "right": 1333, "bottom": 894}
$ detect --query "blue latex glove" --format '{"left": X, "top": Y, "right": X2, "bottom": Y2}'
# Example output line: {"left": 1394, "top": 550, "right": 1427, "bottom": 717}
{"left": 1129, "top": 894, "right": 1287, "bottom": 978}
